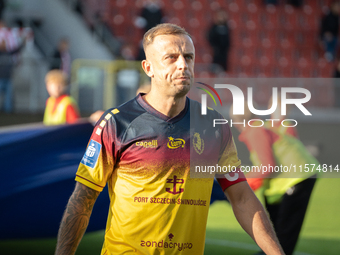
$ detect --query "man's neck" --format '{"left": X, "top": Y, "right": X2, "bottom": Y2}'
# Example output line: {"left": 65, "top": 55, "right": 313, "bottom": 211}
{"left": 144, "top": 92, "right": 186, "bottom": 118}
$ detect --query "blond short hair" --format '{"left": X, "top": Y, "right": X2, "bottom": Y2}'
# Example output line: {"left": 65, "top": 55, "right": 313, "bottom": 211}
{"left": 45, "top": 69, "right": 68, "bottom": 86}
{"left": 142, "top": 23, "right": 191, "bottom": 52}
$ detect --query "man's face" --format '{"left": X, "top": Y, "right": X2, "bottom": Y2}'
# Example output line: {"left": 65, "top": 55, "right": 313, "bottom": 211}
{"left": 143, "top": 34, "right": 195, "bottom": 97}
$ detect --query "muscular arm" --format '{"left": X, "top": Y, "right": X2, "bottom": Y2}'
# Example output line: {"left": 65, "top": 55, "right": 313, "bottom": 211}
{"left": 55, "top": 182, "right": 100, "bottom": 255}
{"left": 225, "top": 182, "right": 285, "bottom": 255}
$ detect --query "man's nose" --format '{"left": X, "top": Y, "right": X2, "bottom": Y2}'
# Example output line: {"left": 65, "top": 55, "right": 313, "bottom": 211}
{"left": 177, "top": 55, "right": 188, "bottom": 70}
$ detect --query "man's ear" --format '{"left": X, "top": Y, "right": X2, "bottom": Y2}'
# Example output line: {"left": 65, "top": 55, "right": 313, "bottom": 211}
{"left": 142, "top": 59, "right": 154, "bottom": 78}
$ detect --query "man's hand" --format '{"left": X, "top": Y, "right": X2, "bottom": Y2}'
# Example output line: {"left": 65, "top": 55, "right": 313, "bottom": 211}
{"left": 225, "top": 181, "right": 285, "bottom": 255}
{"left": 55, "top": 182, "right": 100, "bottom": 255}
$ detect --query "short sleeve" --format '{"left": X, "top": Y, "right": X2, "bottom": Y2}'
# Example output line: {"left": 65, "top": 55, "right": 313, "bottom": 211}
{"left": 217, "top": 124, "right": 242, "bottom": 170}
{"left": 75, "top": 111, "right": 116, "bottom": 192}
{"left": 216, "top": 123, "right": 245, "bottom": 191}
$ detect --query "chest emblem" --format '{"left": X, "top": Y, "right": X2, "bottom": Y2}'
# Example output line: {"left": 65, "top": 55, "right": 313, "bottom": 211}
{"left": 166, "top": 175, "right": 184, "bottom": 194}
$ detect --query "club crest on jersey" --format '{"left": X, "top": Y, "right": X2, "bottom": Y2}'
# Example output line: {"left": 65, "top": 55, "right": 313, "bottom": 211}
{"left": 81, "top": 139, "right": 101, "bottom": 169}
{"left": 167, "top": 137, "right": 185, "bottom": 149}
{"left": 193, "top": 132, "right": 204, "bottom": 155}
{"left": 166, "top": 175, "right": 184, "bottom": 194}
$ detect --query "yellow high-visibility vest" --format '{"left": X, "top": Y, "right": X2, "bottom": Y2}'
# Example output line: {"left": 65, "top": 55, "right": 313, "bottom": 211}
{"left": 43, "top": 95, "right": 77, "bottom": 125}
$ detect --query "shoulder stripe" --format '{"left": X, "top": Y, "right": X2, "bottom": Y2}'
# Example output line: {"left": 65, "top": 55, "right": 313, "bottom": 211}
{"left": 95, "top": 127, "right": 102, "bottom": 135}
{"left": 99, "top": 120, "right": 106, "bottom": 127}
{"left": 111, "top": 109, "right": 120, "bottom": 114}
{"left": 105, "top": 113, "right": 112, "bottom": 120}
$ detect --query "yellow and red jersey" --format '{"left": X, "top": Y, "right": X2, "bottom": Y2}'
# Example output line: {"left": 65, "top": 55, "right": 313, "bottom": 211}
{"left": 76, "top": 94, "right": 245, "bottom": 255}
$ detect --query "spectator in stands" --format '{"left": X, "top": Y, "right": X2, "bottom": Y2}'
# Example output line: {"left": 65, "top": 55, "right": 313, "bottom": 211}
{"left": 43, "top": 70, "right": 80, "bottom": 125}
{"left": 0, "top": 19, "right": 25, "bottom": 113}
{"left": 135, "top": 0, "right": 164, "bottom": 33}
{"left": 134, "top": 0, "right": 164, "bottom": 60}
{"left": 50, "top": 38, "right": 72, "bottom": 77}
{"left": 320, "top": 1, "right": 340, "bottom": 62}
{"left": 0, "top": 0, "right": 5, "bottom": 19}
{"left": 207, "top": 10, "right": 231, "bottom": 72}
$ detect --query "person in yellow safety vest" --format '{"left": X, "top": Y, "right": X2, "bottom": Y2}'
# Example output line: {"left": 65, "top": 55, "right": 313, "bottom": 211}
{"left": 230, "top": 102, "right": 318, "bottom": 255}
{"left": 43, "top": 69, "right": 80, "bottom": 125}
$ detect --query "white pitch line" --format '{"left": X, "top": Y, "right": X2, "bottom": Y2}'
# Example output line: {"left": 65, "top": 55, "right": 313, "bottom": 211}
{"left": 205, "top": 238, "right": 316, "bottom": 255}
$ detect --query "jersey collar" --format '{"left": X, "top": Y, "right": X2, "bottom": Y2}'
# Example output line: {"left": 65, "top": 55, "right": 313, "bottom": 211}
{"left": 136, "top": 93, "right": 189, "bottom": 123}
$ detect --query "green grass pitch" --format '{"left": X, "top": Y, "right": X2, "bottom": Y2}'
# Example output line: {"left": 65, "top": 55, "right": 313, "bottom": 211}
{"left": 0, "top": 178, "right": 339, "bottom": 255}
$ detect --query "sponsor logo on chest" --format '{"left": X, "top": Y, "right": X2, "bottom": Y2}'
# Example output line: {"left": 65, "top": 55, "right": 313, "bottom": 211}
{"left": 135, "top": 140, "right": 158, "bottom": 148}
{"left": 167, "top": 137, "right": 185, "bottom": 149}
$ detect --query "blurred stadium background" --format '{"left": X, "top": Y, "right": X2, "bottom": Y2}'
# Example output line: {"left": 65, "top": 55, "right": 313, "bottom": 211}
{"left": 0, "top": 0, "right": 340, "bottom": 116}
{"left": 0, "top": 0, "right": 339, "bottom": 254}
